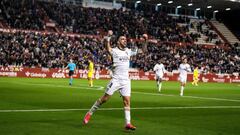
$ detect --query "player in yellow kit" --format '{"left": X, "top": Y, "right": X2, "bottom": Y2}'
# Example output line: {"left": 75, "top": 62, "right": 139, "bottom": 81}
{"left": 88, "top": 58, "right": 94, "bottom": 87}
{"left": 192, "top": 66, "right": 199, "bottom": 86}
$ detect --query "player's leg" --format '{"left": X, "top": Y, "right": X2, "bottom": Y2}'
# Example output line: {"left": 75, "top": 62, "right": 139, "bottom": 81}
{"left": 87, "top": 73, "right": 90, "bottom": 86}
{"left": 90, "top": 76, "right": 93, "bottom": 87}
{"left": 192, "top": 76, "right": 196, "bottom": 86}
{"left": 89, "top": 93, "right": 111, "bottom": 115}
{"left": 83, "top": 93, "right": 111, "bottom": 124}
{"left": 120, "top": 81, "right": 136, "bottom": 130}
{"left": 88, "top": 77, "right": 93, "bottom": 87}
{"left": 70, "top": 76, "right": 73, "bottom": 85}
{"left": 180, "top": 82, "right": 185, "bottom": 96}
{"left": 122, "top": 96, "right": 136, "bottom": 130}
{"left": 88, "top": 73, "right": 93, "bottom": 87}
{"left": 91, "top": 79, "right": 93, "bottom": 87}
{"left": 192, "top": 76, "right": 195, "bottom": 85}
{"left": 158, "top": 76, "right": 163, "bottom": 92}
{"left": 195, "top": 77, "right": 199, "bottom": 86}
{"left": 180, "top": 77, "right": 186, "bottom": 96}
{"left": 156, "top": 76, "right": 160, "bottom": 91}
{"left": 83, "top": 79, "right": 119, "bottom": 124}
{"left": 69, "top": 71, "right": 73, "bottom": 85}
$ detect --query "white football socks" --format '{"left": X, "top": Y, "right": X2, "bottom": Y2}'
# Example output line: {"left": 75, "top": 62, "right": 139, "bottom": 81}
{"left": 180, "top": 86, "right": 184, "bottom": 96}
{"left": 124, "top": 107, "right": 131, "bottom": 125}
{"left": 89, "top": 100, "right": 101, "bottom": 115}
{"left": 158, "top": 83, "right": 162, "bottom": 92}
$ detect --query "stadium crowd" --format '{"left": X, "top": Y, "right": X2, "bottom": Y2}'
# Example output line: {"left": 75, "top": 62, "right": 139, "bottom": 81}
{"left": 0, "top": 0, "right": 239, "bottom": 74}
{"left": 1, "top": 0, "right": 212, "bottom": 44}
{"left": 0, "top": 0, "right": 45, "bottom": 30}
{"left": 0, "top": 31, "right": 239, "bottom": 74}
{"left": 40, "top": 1, "right": 197, "bottom": 43}
{"left": 0, "top": 31, "right": 112, "bottom": 70}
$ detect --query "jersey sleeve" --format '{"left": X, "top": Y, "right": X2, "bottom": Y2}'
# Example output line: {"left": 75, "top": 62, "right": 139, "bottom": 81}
{"left": 178, "top": 64, "right": 182, "bottom": 71}
{"left": 162, "top": 65, "right": 166, "bottom": 73}
{"left": 187, "top": 65, "right": 192, "bottom": 72}
{"left": 110, "top": 48, "right": 116, "bottom": 56}
{"left": 153, "top": 65, "right": 157, "bottom": 71}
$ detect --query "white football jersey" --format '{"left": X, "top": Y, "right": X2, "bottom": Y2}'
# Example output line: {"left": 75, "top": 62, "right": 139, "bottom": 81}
{"left": 179, "top": 63, "right": 191, "bottom": 78}
{"left": 110, "top": 47, "right": 136, "bottom": 80}
{"left": 153, "top": 63, "right": 165, "bottom": 76}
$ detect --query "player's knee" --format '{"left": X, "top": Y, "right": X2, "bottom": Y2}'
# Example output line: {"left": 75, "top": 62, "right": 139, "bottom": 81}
{"left": 123, "top": 99, "right": 130, "bottom": 107}
{"left": 99, "top": 95, "right": 110, "bottom": 104}
{"left": 124, "top": 102, "right": 130, "bottom": 107}
{"left": 181, "top": 83, "right": 185, "bottom": 86}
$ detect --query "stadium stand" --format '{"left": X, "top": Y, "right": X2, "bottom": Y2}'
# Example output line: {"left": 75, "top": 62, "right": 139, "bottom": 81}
{"left": 0, "top": 0, "right": 239, "bottom": 74}
{"left": 0, "top": 30, "right": 239, "bottom": 74}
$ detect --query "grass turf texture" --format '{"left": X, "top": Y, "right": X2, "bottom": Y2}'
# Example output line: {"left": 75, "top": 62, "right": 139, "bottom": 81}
{"left": 0, "top": 77, "right": 240, "bottom": 135}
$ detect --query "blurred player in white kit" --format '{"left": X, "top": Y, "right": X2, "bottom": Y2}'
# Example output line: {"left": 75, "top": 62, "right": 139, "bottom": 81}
{"left": 178, "top": 58, "right": 191, "bottom": 96}
{"left": 153, "top": 60, "right": 166, "bottom": 92}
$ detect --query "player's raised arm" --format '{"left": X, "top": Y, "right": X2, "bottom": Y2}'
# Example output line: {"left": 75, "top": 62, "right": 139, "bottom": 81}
{"left": 141, "top": 34, "right": 148, "bottom": 54}
{"left": 64, "top": 64, "right": 69, "bottom": 70}
{"left": 186, "top": 65, "right": 192, "bottom": 72}
{"left": 105, "top": 30, "right": 113, "bottom": 54}
{"left": 163, "top": 64, "right": 167, "bottom": 74}
{"left": 130, "top": 43, "right": 138, "bottom": 56}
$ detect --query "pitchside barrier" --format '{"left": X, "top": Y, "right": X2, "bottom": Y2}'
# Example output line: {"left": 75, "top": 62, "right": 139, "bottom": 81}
{"left": 0, "top": 66, "right": 239, "bottom": 83}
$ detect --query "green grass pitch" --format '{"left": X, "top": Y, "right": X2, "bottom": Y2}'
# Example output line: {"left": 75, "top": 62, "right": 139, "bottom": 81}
{"left": 0, "top": 77, "right": 240, "bottom": 135}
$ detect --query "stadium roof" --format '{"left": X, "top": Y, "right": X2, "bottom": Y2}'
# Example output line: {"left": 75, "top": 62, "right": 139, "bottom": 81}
{"left": 130, "top": 0, "right": 240, "bottom": 12}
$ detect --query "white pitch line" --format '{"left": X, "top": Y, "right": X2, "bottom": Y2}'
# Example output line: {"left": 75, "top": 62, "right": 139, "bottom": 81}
{"left": 132, "top": 91, "right": 240, "bottom": 102}
{"left": 181, "top": 95, "right": 240, "bottom": 102}
{"left": 2, "top": 81, "right": 240, "bottom": 103}
{"left": 30, "top": 83, "right": 240, "bottom": 103}
{"left": 12, "top": 82, "right": 105, "bottom": 90}
{"left": 0, "top": 106, "right": 240, "bottom": 113}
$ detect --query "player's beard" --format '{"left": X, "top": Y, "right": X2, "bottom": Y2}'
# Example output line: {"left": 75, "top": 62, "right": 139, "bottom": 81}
{"left": 119, "top": 43, "right": 126, "bottom": 50}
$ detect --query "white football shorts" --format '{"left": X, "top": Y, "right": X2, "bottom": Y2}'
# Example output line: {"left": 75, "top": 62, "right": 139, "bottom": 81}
{"left": 156, "top": 74, "right": 164, "bottom": 80}
{"left": 179, "top": 75, "right": 187, "bottom": 83}
{"left": 105, "top": 79, "right": 131, "bottom": 97}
